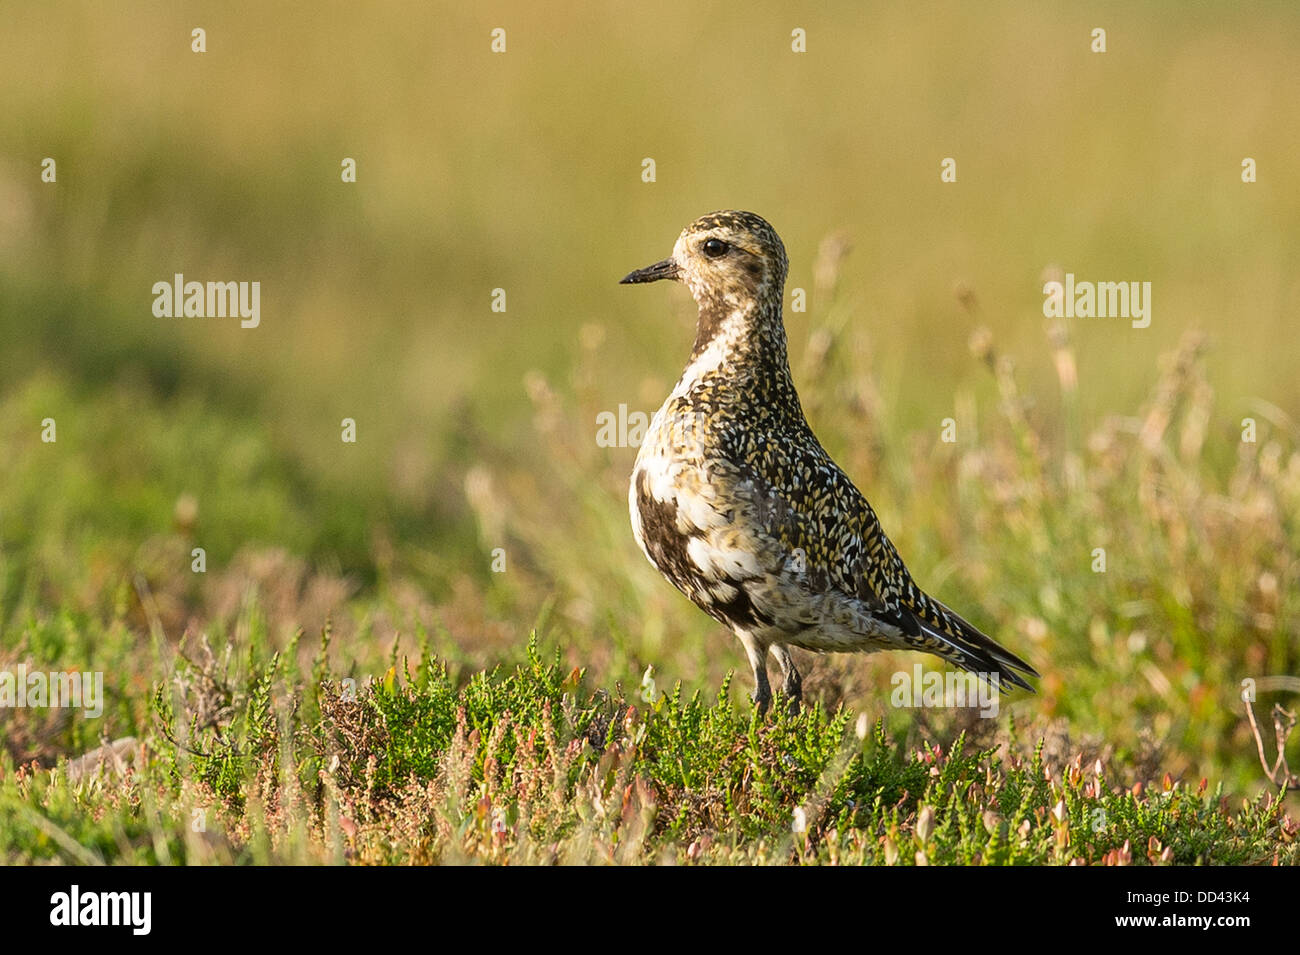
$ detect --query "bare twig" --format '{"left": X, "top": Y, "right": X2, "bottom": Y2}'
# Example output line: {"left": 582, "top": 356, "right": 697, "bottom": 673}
{"left": 1244, "top": 689, "right": 1300, "bottom": 792}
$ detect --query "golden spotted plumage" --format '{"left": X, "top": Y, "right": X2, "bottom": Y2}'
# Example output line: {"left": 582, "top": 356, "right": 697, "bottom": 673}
{"left": 622, "top": 210, "right": 1038, "bottom": 712}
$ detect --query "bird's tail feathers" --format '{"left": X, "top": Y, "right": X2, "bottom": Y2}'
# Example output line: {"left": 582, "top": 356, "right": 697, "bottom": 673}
{"left": 916, "top": 602, "right": 1040, "bottom": 693}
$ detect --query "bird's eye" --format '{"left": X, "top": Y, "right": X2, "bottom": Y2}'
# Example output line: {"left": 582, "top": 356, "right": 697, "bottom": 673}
{"left": 702, "top": 238, "right": 729, "bottom": 258}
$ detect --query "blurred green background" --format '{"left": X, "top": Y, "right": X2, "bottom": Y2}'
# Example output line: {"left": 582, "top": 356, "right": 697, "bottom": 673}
{"left": 1, "top": 3, "right": 1297, "bottom": 793}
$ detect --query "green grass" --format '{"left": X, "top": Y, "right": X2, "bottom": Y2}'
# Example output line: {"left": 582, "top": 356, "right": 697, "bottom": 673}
{"left": 2, "top": 630, "right": 1294, "bottom": 865}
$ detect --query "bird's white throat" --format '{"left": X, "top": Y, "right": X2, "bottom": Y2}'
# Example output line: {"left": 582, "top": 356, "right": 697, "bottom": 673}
{"left": 672, "top": 307, "right": 760, "bottom": 401}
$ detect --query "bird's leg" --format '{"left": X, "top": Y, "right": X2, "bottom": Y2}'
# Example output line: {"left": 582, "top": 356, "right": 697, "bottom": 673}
{"left": 772, "top": 644, "right": 802, "bottom": 714}
{"left": 737, "top": 632, "right": 771, "bottom": 715}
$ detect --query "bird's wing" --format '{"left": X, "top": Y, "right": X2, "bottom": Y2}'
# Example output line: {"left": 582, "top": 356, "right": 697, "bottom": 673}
{"left": 728, "top": 428, "right": 1038, "bottom": 691}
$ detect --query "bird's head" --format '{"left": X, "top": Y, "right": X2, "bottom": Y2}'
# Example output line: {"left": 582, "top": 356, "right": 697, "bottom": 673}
{"left": 620, "top": 210, "right": 788, "bottom": 313}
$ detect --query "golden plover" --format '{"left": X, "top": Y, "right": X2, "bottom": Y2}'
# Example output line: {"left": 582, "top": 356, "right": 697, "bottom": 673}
{"left": 621, "top": 210, "right": 1037, "bottom": 713}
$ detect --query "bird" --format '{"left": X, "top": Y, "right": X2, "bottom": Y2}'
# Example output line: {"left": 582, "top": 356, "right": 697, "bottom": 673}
{"left": 621, "top": 210, "right": 1038, "bottom": 714}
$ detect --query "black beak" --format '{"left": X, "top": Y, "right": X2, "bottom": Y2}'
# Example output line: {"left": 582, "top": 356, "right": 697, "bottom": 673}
{"left": 620, "top": 258, "right": 680, "bottom": 284}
